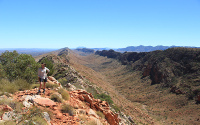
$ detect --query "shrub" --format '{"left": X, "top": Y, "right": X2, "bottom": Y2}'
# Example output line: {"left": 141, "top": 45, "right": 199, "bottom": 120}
{"left": 94, "top": 93, "right": 113, "bottom": 105}
{"left": 58, "top": 88, "right": 70, "bottom": 100}
{"left": 13, "top": 79, "right": 31, "bottom": 91}
{"left": 18, "top": 106, "right": 48, "bottom": 125}
{"left": 50, "top": 93, "right": 63, "bottom": 103}
{"left": 58, "top": 78, "right": 68, "bottom": 86}
{"left": 0, "top": 79, "right": 31, "bottom": 93}
{"left": 111, "top": 104, "right": 120, "bottom": 112}
{"left": 0, "top": 79, "right": 18, "bottom": 93}
{"left": 0, "top": 98, "right": 23, "bottom": 113}
{"left": 61, "top": 104, "right": 74, "bottom": 116}
{"left": 46, "top": 82, "right": 59, "bottom": 89}
{"left": 0, "top": 51, "right": 40, "bottom": 83}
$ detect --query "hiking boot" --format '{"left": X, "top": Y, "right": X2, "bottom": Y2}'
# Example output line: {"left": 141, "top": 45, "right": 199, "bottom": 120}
{"left": 43, "top": 89, "right": 45, "bottom": 94}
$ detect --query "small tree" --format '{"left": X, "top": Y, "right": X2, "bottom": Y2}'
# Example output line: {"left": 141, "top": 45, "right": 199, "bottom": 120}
{"left": 0, "top": 51, "right": 40, "bottom": 83}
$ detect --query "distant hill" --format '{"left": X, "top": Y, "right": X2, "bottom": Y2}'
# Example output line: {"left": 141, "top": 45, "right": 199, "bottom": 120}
{"left": 75, "top": 45, "right": 200, "bottom": 53}
{"left": 116, "top": 45, "right": 200, "bottom": 52}
{"left": 0, "top": 48, "right": 58, "bottom": 56}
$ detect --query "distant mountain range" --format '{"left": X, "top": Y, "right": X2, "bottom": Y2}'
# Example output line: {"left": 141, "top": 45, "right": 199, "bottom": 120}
{"left": 77, "top": 45, "right": 200, "bottom": 53}
{"left": 0, "top": 48, "right": 58, "bottom": 56}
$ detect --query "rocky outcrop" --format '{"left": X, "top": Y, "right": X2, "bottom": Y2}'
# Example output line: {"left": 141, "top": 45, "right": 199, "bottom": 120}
{"left": 70, "top": 90, "right": 119, "bottom": 125}
{"left": 48, "top": 76, "right": 61, "bottom": 86}
{"left": 0, "top": 76, "right": 117, "bottom": 125}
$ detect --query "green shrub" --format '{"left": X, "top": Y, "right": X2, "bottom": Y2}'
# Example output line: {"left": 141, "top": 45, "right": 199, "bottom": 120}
{"left": 61, "top": 104, "right": 74, "bottom": 116}
{"left": 0, "top": 51, "right": 40, "bottom": 83}
{"left": 94, "top": 93, "right": 113, "bottom": 105}
{"left": 86, "top": 86, "right": 98, "bottom": 97}
{"left": 50, "top": 93, "right": 63, "bottom": 103}
{"left": 58, "top": 88, "right": 70, "bottom": 100}
{"left": 111, "top": 104, "right": 120, "bottom": 112}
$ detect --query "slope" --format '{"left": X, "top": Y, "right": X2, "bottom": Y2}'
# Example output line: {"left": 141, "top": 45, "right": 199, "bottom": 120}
{"left": 72, "top": 48, "right": 200, "bottom": 125}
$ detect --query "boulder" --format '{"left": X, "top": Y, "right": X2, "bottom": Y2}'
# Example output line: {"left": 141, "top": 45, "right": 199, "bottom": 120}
{"left": 83, "top": 94, "right": 94, "bottom": 108}
{"left": 87, "top": 109, "right": 98, "bottom": 118}
{"left": 34, "top": 97, "right": 57, "bottom": 107}
{"left": 48, "top": 76, "right": 56, "bottom": 81}
{"left": 104, "top": 110, "right": 119, "bottom": 125}
{"left": 2, "top": 111, "right": 14, "bottom": 121}
{"left": 0, "top": 105, "right": 13, "bottom": 112}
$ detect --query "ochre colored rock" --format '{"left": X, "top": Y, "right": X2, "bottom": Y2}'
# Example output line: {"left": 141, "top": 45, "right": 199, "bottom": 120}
{"left": 0, "top": 105, "right": 13, "bottom": 112}
{"left": 56, "top": 112, "right": 63, "bottom": 119}
{"left": 83, "top": 94, "right": 94, "bottom": 108}
{"left": 34, "top": 98, "right": 56, "bottom": 107}
{"left": 104, "top": 110, "right": 119, "bottom": 125}
{"left": 78, "top": 95, "right": 85, "bottom": 101}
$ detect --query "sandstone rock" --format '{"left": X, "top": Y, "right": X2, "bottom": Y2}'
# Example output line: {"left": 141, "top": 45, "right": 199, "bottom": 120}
{"left": 34, "top": 97, "right": 57, "bottom": 107}
{"left": 48, "top": 76, "right": 56, "bottom": 81}
{"left": 2, "top": 111, "right": 13, "bottom": 121}
{"left": 78, "top": 95, "right": 85, "bottom": 101}
{"left": 23, "top": 101, "right": 32, "bottom": 108}
{"left": 104, "top": 110, "right": 119, "bottom": 125}
{"left": 87, "top": 109, "right": 98, "bottom": 118}
{"left": 47, "top": 79, "right": 55, "bottom": 85}
{"left": 43, "top": 112, "right": 51, "bottom": 125}
{"left": 83, "top": 94, "right": 94, "bottom": 108}
{"left": 101, "top": 101, "right": 109, "bottom": 107}
{"left": 0, "top": 105, "right": 13, "bottom": 112}
{"left": 56, "top": 112, "right": 63, "bottom": 119}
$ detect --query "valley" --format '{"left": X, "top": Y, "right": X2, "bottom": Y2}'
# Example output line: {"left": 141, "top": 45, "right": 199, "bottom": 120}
{"left": 70, "top": 48, "right": 200, "bottom": 125}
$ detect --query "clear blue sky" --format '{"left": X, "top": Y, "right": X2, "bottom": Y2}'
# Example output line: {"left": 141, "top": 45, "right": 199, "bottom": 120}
{"left": 0, "top": 0, "right": 200, "bottom": 48}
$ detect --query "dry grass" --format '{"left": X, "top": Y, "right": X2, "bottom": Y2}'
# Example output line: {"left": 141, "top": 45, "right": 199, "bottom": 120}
{"left": 50, "top": 93, "right": 63, "bottom": 103}
{"left": 58, "top": 88, "right": 70, "bottom": 100}
{"left": 61, "top": 103, "right": 75, "bottom": 116}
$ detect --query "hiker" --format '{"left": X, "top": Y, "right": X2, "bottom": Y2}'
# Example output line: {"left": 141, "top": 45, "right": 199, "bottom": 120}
{"left": 37, "top": 63, "right": 50, "bottom": 94}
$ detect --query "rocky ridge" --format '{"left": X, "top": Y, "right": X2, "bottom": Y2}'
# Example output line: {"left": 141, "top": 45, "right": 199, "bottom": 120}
{"left": 0, "top": 76, "right": 121, "bottom": 125}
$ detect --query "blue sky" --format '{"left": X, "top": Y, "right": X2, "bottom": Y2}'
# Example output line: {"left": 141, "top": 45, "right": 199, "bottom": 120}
{"left": 0, "top": 0, "right": 200, "bottom": 48}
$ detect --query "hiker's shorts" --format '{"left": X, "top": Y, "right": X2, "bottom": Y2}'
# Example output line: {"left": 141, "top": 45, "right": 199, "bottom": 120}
{"left": 39, "top": 78, "right": 47, "bottom": 82}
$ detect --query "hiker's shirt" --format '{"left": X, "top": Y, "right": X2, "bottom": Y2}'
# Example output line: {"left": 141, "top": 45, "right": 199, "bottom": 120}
{"left": 38, "top": 67, "right": 50, "bottom": 79}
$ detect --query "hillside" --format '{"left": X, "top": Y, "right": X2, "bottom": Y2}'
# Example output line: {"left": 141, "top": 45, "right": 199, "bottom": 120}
{"left": 2, "top": 47, "right": 200, "bottom": 124}
{"left": 73, "top": 47, "right": 200, "bottom": 125}
{"left": 0, "top": 49, "right": 124, "bottom": 125}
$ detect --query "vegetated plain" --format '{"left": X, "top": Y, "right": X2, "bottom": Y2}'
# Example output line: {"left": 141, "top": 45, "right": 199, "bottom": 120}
{"left": 72, "top": 47, "right": 200, "bottom": 125}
